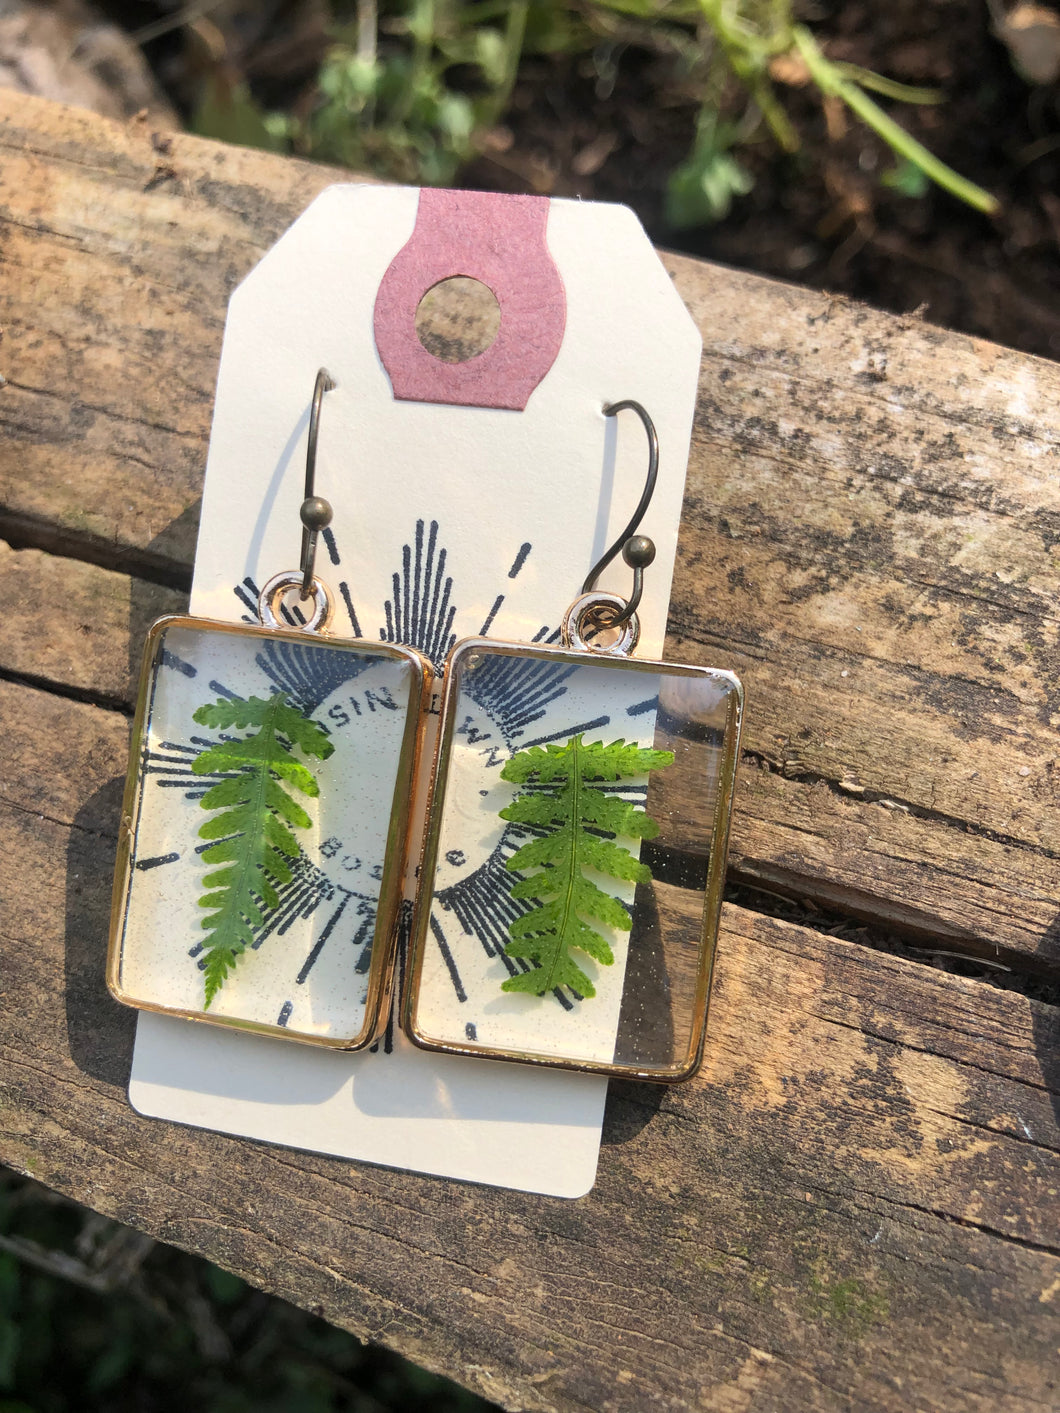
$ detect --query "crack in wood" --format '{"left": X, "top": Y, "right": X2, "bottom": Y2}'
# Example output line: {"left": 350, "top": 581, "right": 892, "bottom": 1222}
{"left": 0, "top": 663, "right": 133, "bottom": 715}
{"left": 0, "top": 512, "right": 192, "bottom": 591}
{"left": 3, "top": 377, "right": 208, "bottom": 442}
{"left": 739, "top": 748, "right": 1060, "bottom": 863}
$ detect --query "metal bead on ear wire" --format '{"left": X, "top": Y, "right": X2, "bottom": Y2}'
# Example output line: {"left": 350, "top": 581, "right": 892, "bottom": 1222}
{"left": 624, "top": 534, "right": 655, "bottom": 569}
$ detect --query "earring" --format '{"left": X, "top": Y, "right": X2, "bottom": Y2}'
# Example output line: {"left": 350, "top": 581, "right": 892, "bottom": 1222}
{"left": 108, "top": 369, "right": 433, "bottom": 1050}
{"left": 402, "top": 401, "right": 744, "bottom": 1083}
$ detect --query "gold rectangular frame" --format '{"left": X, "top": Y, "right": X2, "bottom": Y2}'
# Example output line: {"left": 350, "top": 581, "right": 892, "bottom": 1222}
{"left": 108, "top": 614, "right": 433, "bottom": 1051}
{"left": 402, "top": 636, "right": 743, "bottom": 1082}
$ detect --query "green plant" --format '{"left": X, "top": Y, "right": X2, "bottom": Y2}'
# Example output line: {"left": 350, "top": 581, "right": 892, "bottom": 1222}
{"left": 191, "top": 0, "right": 999, "bottom": 227}
{"left": 315, "top": 0, "right": 996, "bottom": 222}
{"left": 666, "top": 112, "right": 755, "bottom": 226}
{"left": 190, "top": 692, "right": 333, "bottom": 1007}
{"left": 498, "top": 735, "right": 673, "bottom": 998}
{"left": 283, "top": 0, "right": 531, "bottom": 184}
{"left": 646, "top": 0, "right": 998, "bottom": 225}
{"left": 789, "top": 23, "right": 996, "bottom": 212}
{"left": 0, "top": 1170, "right": 496, "bottom": 1411}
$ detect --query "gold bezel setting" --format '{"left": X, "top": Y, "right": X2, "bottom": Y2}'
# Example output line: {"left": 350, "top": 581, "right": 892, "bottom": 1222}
{"left": 402, "top": 635, "right": 743, "bottom": 1082}
{"left": 108, "top": 614, "right": 432, "bottom": 1051}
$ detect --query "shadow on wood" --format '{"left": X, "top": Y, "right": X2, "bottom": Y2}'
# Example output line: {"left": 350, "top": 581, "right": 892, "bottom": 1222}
{"left": 64, "top": 776, "right": 134, "bottom": 1087}
{"left": 1034, "top": 911, "right": 1060, "bottom": 1129}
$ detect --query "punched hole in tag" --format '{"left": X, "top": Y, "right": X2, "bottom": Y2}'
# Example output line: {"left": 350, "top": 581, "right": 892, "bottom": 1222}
{"left": 414, "top": 277, "right": 501, "bottom": 363}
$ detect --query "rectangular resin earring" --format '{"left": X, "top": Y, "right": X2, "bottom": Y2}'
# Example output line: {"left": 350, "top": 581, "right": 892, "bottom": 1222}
{"left": 109, "top": 370, "right": 433, "bottom": 1049}
{"left": 403, "top": 401, "right": 743, "bottom": 1082}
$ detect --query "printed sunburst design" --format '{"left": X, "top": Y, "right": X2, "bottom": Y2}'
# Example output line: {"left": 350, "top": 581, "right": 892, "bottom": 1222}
{"left": 143, "top": 518, "right": 654, "bottom": 1034}
{"left": 141, "top": 520, "right": 545, "bottom": 1035}
{"left": 137, "top": 672, "right": 375, "bottom": 1029}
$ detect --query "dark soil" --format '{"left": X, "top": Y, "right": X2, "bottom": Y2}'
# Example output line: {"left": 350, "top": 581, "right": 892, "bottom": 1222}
{"left": 96, "top": 0, "right": 1060, "bottom": 360}
{"left": 461, "top": 0, "right": 1060, "bottom": 362}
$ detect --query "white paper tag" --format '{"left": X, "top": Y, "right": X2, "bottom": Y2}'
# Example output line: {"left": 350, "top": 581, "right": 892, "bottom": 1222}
{"left": 128, "top": 185, "right": 701, "bottom": 1196}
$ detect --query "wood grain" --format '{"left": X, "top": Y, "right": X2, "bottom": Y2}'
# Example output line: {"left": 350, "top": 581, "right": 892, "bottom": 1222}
{"left": 0, "top": 93, "right": 345, "bottom": 572}
{"left": 0, "top": 541, "right": 185, "bottom": 703}
{"left": 2, "top": 676, "right": 1058, "bottom": 1413}
{"left": 1, "top": 89, "right": 1060, "bottom": 1412}
{"left": 1, "top": 91, "right": 1056, "bottom": 974}
{"left": 666, "top": 271, "right": 1060, "bottom": 966}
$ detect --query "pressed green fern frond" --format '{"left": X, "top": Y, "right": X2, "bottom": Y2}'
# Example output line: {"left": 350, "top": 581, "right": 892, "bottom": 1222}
{"left": 498, "top": 734, "right": 673, "bottom": 999}
{"left": 189, "top": 692, "right": 333, "bottom": 1008}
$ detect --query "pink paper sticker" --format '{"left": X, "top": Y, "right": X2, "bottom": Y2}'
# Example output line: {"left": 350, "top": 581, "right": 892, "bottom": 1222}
{"left": 374, "top": 189, "right": 566, "bottom": 411}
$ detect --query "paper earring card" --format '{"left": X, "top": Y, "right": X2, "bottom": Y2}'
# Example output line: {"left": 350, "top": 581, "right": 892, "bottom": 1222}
{"left": 125, "top": 184, "right": 716, "bottom": 1194}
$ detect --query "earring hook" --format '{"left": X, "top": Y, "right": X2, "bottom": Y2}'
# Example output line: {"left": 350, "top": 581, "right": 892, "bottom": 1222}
{"left": 300, "top": 368, "right": 336, "bottom": 598}
{"left": 580, "top": 399, "right": 659, "bottom": 628}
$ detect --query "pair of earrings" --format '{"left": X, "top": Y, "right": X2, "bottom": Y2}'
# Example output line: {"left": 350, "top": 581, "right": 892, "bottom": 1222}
{"left": 108, "top": 372, "right": 743, "bottom": 1082}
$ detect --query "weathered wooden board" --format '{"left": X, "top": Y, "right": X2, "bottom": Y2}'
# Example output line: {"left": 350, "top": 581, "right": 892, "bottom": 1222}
{"left": 1, "top": 677, "right": 1058, "bottom": 1413}
{"left": 0, "top": 541, "right": 185, "bottom": 705}
{"left": 0, "top": 94, "right": 346, "bottom": 575}
{"left": 0, "top": 91, "right": 1056, "bottom": 976}
{"left": 1, "top": 90, "right": 1060, "bottom": 1413}
{"left": 669, "top": 288, "right": 1060, "bottom": 966}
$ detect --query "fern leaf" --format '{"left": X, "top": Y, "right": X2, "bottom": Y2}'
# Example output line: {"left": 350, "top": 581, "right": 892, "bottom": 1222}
{"left": 187, "top": 691, "right": 330, "bottom": 1008}
{"left": 498, "top": 734, "right": 673, "bottom": 999}
{"left": 192, "top": 695, "right": 334, "bottom": 757}
{"left": 575, "top": 738, "right": 673, "bottom": 781}
{"left": 577, "top": 834, "right": 654, "bottom": 883}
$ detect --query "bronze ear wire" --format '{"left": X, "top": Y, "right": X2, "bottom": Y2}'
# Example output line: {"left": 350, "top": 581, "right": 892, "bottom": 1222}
{"left": 259, "top": 367, "right": 337, "bottom": 631}
{"left": 581, "top": 399, "right": 659, "bottom": 626}
{"left": 562, "top": 399, "right": 660, "bottom": 656}
{"left": 299, "top": 367, "right": 336, "bottom": 598}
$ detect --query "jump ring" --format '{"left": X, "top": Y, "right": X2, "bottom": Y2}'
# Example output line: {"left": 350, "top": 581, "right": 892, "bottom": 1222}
{"left": 561, "top": 591, "right": 640, "bottom": 656}
{"left": 258, "top": 571, "right": 334, "bottom": 634}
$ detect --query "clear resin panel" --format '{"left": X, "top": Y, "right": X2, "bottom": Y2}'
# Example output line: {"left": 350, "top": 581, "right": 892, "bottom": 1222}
{"left": 110, "top": 618, "right": 428, "bottom": 1048}
{"left": 404, "top": 638, "right": 742, "bottom": 1080}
